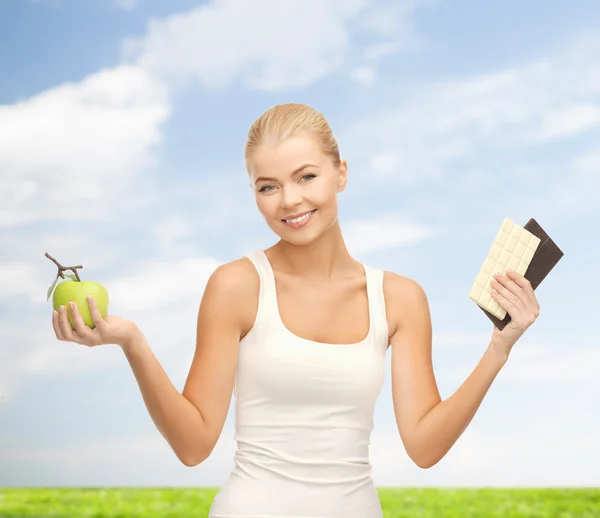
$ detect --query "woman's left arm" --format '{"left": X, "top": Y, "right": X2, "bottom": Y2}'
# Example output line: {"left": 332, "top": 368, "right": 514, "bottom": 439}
{"left": 386, "top": 270, "right": 539, "bottom": 469}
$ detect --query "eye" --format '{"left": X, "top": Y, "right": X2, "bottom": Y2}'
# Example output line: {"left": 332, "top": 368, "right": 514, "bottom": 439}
{"left": 300, "top": 173, "right": 316, "bottom": 182}
{"left": 258, "top": 184, "right": 275, "bottom": 193}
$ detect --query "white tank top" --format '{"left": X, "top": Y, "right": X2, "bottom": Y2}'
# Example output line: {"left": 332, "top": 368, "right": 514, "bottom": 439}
{"left": 208, "top": 249, "right": 389, "bottom": 518}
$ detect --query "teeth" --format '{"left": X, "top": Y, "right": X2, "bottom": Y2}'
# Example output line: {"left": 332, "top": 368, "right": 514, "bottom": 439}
{"left": 286, "top": 211, "right": 313, "bottom": 224}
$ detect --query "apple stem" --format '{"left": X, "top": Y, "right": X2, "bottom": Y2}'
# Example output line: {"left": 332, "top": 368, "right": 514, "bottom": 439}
{"left": 44, "top": 252, "right": 83, "bottom": 282}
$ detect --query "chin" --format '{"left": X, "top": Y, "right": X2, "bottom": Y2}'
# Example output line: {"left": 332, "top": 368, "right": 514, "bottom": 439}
{"left": 280, "top": 232, "right": 322, "bottom": 247}
{"left": 265, "top": 225, "right": 316, "bottom": 246}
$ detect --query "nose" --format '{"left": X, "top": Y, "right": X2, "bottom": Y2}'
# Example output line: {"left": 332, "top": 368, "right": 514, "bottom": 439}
{"left": 280, "top": 184, "right": 302, "bottom": 209}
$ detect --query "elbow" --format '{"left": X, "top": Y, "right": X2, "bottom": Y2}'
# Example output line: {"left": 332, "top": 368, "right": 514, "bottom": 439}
{"left": 413, "top": 456, "right": 438, "bottom": 470}
{"left": 179, "top": 448, "right": 212, "bottom": 467}
{"left": 180, "top": 456, "right": 201, "bottom": 468}
{"left": 406, "top": 444, "right": 440, "bottom": 470}
{"left": 403, "top": 432, "right": 444, "bottom": 469}
{"left": 176, "top": 427, "right": 215, "bottom": 467}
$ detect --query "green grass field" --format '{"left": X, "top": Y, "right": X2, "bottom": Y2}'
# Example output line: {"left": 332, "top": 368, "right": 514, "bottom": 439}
{"left": 0, "top": 488, "right": 598, "bottom": 517}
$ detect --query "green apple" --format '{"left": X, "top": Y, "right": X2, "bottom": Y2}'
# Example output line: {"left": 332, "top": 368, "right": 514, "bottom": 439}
{"left": 52, "top": 279, "right": 109, "bottom": 329}
{"left": 45, "top": 252, "right": 109, "bottom": 330}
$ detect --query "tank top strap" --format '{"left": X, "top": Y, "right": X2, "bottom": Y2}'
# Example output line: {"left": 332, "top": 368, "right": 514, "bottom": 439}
{"left": 243, "top": 249, "right": 278, "bottom": 326}
{"left": 244, "top": 249, "right": 270, "bottom": 282}
{"left": 363, "top": 264, "right": 390, "bottom": 351}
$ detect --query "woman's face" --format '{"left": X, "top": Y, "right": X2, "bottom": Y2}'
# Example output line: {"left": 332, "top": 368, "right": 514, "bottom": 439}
{"left": 249, "top": 132, "right": 347, "bottom": 246}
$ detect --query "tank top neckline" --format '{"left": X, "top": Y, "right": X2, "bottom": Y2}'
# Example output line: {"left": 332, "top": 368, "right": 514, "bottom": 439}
{"left": 257, "top": 249, "right": 374, "bottom": 348}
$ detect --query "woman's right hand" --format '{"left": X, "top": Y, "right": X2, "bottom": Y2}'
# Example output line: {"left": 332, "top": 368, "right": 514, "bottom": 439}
{"left": 52, "top": 296, "right": 140, "bottom": 349}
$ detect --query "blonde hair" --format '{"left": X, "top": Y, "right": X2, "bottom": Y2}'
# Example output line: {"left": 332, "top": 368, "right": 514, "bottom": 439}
{"left": 244, "top": 103, "right": 341, "bottom": 173}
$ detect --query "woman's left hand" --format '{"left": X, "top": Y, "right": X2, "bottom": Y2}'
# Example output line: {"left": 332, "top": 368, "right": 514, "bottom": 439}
{"left": 489, "top": 270, "right": 540, "bottom": 359}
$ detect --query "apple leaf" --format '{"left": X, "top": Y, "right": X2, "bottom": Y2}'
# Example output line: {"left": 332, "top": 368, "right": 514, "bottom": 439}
{"left": 46, "top": 275, "right": 60, "bottom": 301}
{"left": 65, "top": 274, "right": 78, "bottom": 281}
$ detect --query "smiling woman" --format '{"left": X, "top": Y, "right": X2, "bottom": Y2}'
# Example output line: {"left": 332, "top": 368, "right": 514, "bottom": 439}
{"left": 51, "top": 103, "right": 541, "bottom": 518}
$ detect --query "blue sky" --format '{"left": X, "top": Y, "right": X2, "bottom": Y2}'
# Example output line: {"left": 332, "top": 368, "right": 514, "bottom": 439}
{"left": 1, "top": 0, "right": 599, "bottom": 488}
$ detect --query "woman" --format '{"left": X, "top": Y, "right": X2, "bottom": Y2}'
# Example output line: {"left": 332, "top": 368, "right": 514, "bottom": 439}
{"left": 51, "top": 103, "right": 540, "bottom": 517}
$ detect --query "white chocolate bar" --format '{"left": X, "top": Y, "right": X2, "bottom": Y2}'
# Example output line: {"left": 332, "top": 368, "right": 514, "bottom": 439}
{"left": 468, "top": 217, "right": 541, "bottom": 319}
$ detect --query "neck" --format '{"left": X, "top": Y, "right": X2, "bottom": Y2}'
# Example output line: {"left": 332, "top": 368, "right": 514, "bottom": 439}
{"left": 269, "top": 219, "right": 358, "bottom": 280}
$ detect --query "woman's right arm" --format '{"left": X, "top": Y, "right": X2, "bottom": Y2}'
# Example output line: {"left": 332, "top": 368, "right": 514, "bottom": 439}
{"left": 54, "top": 258, "right": 258, "bottom": 467}
{"left": 120, "top": 258, "right": 258, "bottom": 467}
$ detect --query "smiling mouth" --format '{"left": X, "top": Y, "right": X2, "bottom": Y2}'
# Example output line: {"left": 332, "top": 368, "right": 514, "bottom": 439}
{"left": 281, "top": 209, "right": 317, "bottom": 225}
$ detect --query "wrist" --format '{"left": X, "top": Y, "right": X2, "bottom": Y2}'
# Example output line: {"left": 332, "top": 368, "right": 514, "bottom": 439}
{"left": 486, "top": 340, "right": 509, "bottom": 369}
{"left": 119, "top": 326, "right": 144, "bottom": 355}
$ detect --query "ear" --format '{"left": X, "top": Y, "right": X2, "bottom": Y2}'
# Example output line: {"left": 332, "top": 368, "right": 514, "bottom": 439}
{"left": 337, "top": 159, "right": 348, "bottom": 193}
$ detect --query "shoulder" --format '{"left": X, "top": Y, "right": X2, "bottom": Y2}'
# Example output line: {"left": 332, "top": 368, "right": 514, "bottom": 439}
{"left": 206, "top": 256, "right": 259, "bottom": 295}
{"left": 202, "top": 256, "right": 260, "bottom": 333}
{"left": 382, "top": 270, "right": 430, "bottom": 338}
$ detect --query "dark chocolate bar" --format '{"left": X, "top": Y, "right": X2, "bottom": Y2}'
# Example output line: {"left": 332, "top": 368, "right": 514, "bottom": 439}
{"left": 481, "top": 218, "right": 564, "bottom": 330}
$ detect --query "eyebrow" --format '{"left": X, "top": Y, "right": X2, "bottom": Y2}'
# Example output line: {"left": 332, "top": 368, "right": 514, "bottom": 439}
{"left": 254, "top": 163, "right": 317, "bottom": 185}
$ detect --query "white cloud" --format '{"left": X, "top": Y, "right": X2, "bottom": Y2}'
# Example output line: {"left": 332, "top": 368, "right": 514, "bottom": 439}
{"left": 355, "top": 0, "right": 426, "bottom": 48}
{"left": 350, "top": 67, "right": 376, "bottom": 87}
{"left": 0, "top": 432, "right": 237, "bottom": 487}
{"left": 107, "top": 256, "right": 220, "bottom": 313}
{"left": 534, "top": 103, "right": 600, "bottom": 141}
{"left": 343, "top": 35, "right": 600, "bottom": 185}
{"left": 344, "top": 213, "right": 435, "bottom": 255}
{"left": 435, "top": 337, "right": 600, "bottom": 387}
{"left": 27, "top": 0, "right": 141, "bottom": 10}
{"left": 152, "top": 215, "right": 195, "bottom": 253}
{"left": 0, "top": 65, "right": 170, "bottom": 229}
{"left": 572, "top": 149, "right": 600, "bottom": 171}
{"left": 502, "top": 344, "right": 600, "bottom": 382}
{"left": 363, "top": 42, "right": 401, "bottom": 61}
{"left": 370, "top": 425, "right": 599, "bottom": 486}
{"left": 432, "top": 330, "right": 491, "bottom": 349}
{"left": 115, "top": 0, "right": 139, "bottom": 11}
{"left": 120, "top": 0, "right": 425, "bottom": 92}
{"left": 369, "top": 152, "right": 402, "bottom": 175}
{"left": 551, "top": 148, "right": 600, "bottom": 208}
{"left": 0, "top": 262, "right": 48, "bottom": 306}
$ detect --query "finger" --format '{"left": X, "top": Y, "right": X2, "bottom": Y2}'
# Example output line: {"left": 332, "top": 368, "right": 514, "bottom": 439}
{"left": 505, "top": 270, "right": 540, "bottom": 312}
{"left": 490, "top": 285, "right": 514, "bottom": 310}
{"left": 505, "top": 270, "right": 538, "bottom": 307}
{"left": 58, "top": 305, "right": 86, "bottom": 345}
{"left": 491, "top": 285, "right": 537, "bottom": 325}
{"left": 490, "top": 287, "right": 520, "bottom": 319}
{"left": 52, "top": 310, "right": 65, "bottom": 341}
{"left": 490, "top": 277, "right": 523, "bottom": 310}
{"left": 68, "top": 302, "right": 96, "bottom": 343}
{"left": 87, "top": 296, "right": 106, "bottom": 330}
{"left": 494, "top": 272, "right": 523, "bottom": 299}
{"left": 494, "top": 272, "right": 539, "bottom": 315}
